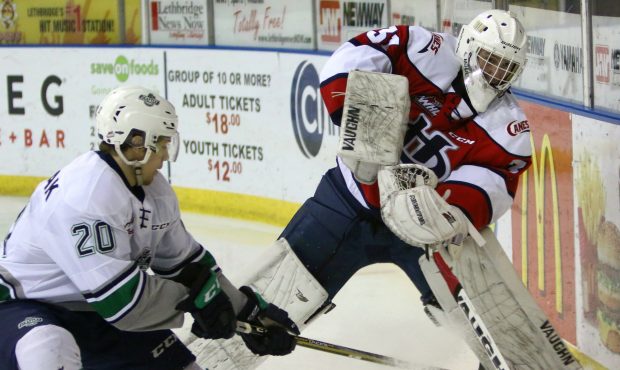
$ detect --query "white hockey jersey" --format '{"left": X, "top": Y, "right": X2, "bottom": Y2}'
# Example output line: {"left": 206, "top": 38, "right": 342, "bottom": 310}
{"left": 0, "top": 151, "right": 210, "bottom": 331}
{"left": 320, "top": 26, "right": 532, "bottom": 229}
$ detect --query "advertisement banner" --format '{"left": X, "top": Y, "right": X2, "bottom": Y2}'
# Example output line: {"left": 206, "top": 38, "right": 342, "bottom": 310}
{"left": 509, "top": 6, "right": 584, "bottom": 105}
{"left": 212, "top": 0, "right": 314, "bottom": 50}
{"left": 147, "top": 0, "right": 209, "bottom": 45}
{"left": 316, "top": 0, "right": 388, "bottom": 51}
{"left": 510, "top": 101, "right": 576, "bottom": 342}
{"left": 0, "top": 0, "right": 140, "bottom": 44}
{"left": 592, "top": 15, "right": 620, "bottom": 113}
{"left": 165, "top": 49, "right": 337, "bottom": 202}
{"left": 573, "top": 115, "right": 620, "bottom": 369}
{"left": 0, "top": 48, "right": 165, "bottom": 176}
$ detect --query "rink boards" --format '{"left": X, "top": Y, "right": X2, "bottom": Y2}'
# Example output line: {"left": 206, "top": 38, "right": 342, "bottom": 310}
{"left": 0, "top": 46, "right": 618, "bottom": 369}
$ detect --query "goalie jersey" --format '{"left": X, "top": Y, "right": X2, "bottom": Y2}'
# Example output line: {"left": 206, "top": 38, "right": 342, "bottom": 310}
{"left": 0, "top": 151, "right": 210, "bottom": 331}
{"left": 320, "top": 25, "right": 532, "bottom": 229}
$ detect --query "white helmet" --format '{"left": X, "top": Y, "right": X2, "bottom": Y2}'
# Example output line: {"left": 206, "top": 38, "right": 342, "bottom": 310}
{"left": 455, "top": 10, "right": 527, "bottom": 112}
{"left": 96, "top": 86, "right": 179, "bottom": 167}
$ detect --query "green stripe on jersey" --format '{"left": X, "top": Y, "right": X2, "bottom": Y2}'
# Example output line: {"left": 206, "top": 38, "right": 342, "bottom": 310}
{"left": 89, "top": 273, "right": 141, "bottom": 320}
{"left": 0, "top": 285, "right": 12, "bottom": 302}
{"left": 197, "top": 250, "right": 217, "bottom": 269}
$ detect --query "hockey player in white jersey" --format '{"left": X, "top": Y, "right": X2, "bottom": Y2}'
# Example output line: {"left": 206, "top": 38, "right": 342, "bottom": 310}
{"left": 200, "top": 9, "right": 577, "bottom": 370}
{"left": 0, "top": 86, "right": 299, "bottom": 370}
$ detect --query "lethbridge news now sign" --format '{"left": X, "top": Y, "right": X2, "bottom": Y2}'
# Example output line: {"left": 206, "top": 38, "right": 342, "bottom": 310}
{"left": 148, "top": 0, "right": 210, "bottom": 45}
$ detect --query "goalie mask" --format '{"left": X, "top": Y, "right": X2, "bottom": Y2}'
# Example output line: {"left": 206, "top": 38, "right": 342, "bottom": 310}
{"left": 455, "top": 10, "right": 527, "bottom": 112}
{"left": 96, "top": 86, "right": 179, "bottom": 168}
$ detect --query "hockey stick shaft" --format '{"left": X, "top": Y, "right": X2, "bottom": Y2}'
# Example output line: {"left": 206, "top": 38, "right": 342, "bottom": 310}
{"left": 236, "top": 322, "right": 447, "bottom": 369}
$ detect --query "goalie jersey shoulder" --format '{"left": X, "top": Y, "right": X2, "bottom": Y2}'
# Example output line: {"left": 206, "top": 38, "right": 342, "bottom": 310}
{"left": 473, "top": 92, "right": 532, "bottom": 158}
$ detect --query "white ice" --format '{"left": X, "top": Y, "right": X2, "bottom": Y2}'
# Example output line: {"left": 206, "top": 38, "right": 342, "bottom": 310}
{"left": 1, "top": 196, "right": 478, "bottom": 370}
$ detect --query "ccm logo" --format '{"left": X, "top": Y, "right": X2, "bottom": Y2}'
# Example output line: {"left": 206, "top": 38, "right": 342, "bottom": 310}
{"left": 506, "top": 120, "right": 530, "bottom": 136}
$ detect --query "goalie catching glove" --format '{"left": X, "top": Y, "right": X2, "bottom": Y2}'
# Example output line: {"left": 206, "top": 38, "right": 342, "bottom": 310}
{"left": 378, "top": 164, "right": 469, "bottom": 247}
{"left": 236, "top": 286, "right": 300, "bottom": 356}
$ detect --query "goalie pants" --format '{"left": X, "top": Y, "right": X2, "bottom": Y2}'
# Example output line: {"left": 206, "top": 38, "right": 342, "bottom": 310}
{"left": 280, "top": 167, "right": 433, "bottom": 304}
{"left": 0, "top": 299, "right": 195, "bottom": 370}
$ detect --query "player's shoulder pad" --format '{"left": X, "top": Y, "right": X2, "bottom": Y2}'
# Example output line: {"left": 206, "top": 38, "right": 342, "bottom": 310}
{"left": 60, "top": 152, "right": 134, "bottom": 219}
{"left": 407, "top": 26, "right": 457, "bottom": 55}
{"left": 473, "top": 92, "right": 532, "bottom": 157}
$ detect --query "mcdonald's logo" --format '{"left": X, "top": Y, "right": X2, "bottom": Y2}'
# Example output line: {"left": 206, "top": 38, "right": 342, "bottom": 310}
{"left": 511, "top": 102, "right": 575, "bottom": 341}
{"left": 519, "top": 134, "right": 563, "bottom": 312}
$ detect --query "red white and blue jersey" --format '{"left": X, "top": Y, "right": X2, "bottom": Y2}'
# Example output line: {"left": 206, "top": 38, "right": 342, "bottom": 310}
{"left": 320, "top": 26, "right": 531, "bottom": 229}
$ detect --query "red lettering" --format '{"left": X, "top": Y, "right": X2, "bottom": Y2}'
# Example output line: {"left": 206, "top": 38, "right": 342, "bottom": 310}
{"left": 24, "top": 129, "right": 32, "bottom": 147}
{"left": 56, "top": 130, "right": 65, "bottom": 148}
{"left": 39, "top": 129, "right": 49, "bottom": 147}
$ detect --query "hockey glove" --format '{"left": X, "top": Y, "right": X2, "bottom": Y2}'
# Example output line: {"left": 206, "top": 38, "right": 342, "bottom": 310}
{"left": 430, "top": 92, "right": 475, "bottom": 131}
{"left": 175, "top": 265, "right": 236, "bottom": 340}
{"left": 237, "top": 286, "right": 300, "bottom": 356}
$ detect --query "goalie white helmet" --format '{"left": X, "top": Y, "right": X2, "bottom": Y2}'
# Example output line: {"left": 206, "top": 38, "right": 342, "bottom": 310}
{"left": 455, "top": 10, "right": 527, "bottom": 112}
{"left": 96, "top": 86, "right": 179, "bottom": 167}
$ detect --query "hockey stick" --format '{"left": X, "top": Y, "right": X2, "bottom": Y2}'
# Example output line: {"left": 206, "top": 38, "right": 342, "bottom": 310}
{"left": 236, "top": 321, "right": 448, "bottom": 370}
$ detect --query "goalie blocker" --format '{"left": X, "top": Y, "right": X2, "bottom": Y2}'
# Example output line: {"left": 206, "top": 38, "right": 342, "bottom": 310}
{"left": 420, "top": 229, "right": 582, "bottom": 370}
{"left": 337, "top": 70, "right": 410, "bottom": 184}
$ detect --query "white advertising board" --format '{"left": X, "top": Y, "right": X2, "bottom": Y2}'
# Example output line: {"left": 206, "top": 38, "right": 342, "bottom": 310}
{"left": 165, "top": 49, "right": 337, "bottom": 202}
{"left": 212, "top": 0, "right": 314, "bottom": 49}
{"left": 0, "top": 48, "right": 165, "bottom": 177}
{"left": 509, "top": 6, "right": 584, "bottom": 104}
{"left": 592, "top": 15, "right": 620, "bottom": 112}
{"left": 147, "top": 0, "right": 210, "bottom": 45}
{"left": 572, "top": 114, "right": 620, "bottom": 368}
{"left": 0, "top": 47, "right": 336, "bottom": 203}
{"left": 316, "top": 0, "right": 389, "bottom": 51}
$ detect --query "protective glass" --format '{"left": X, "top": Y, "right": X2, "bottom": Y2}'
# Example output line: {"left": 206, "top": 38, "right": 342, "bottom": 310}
{"left": 476, "top": 47, "right": 522, "bottom": 91}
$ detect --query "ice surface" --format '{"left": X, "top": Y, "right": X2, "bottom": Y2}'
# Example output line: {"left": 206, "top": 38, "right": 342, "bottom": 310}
{"left": 1, "top": 196, "right": 478, "bottom": 370}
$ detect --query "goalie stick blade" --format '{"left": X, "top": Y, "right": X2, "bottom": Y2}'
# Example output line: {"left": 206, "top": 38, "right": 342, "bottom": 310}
{"left": 236, "top": 322, "right": 450, "bottom": 370}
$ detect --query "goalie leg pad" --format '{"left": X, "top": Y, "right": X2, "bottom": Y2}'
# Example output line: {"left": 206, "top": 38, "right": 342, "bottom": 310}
{"left": 191, "top": 238, "right": 329, "bottom": 370}
{"left": 421, "top": 229, "right": 582, "bottom": 370}
{"left": 453, "top": 229, "right": 581, "bottom": 369}
{"left": 419, "top": 253, "right": 503, "bottom": 370}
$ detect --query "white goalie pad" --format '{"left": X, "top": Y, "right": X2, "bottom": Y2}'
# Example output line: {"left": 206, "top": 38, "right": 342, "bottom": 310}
{"left": 421, "top": 229, "right": 582, "bottom": 370}
{"left": 337, "top": 70, "right": 410, "bottom": 184}
{"left": 189, "top": 238, "right": 329, "bottom": 370}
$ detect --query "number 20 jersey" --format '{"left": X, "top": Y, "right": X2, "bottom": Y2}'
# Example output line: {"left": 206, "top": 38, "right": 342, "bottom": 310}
{"left": 0, "top": 151, "right": 207, "bottom": 330}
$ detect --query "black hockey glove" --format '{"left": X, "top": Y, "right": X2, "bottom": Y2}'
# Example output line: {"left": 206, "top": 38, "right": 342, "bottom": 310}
{"left": 175, "top": 265, "right": 236, "bottom": 340}
{"left": 237, "top": 286, "right": 300, "bottom": 356}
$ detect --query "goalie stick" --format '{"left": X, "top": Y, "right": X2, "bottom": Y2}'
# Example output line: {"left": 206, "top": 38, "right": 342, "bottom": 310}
{"left": 235, "top": 321, "right": 449, "bottom": 370}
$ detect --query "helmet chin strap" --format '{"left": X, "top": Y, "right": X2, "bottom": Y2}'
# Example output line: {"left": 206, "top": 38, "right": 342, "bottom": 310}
{"left": 134, "top": 166, "right": 144, "bottom": 186}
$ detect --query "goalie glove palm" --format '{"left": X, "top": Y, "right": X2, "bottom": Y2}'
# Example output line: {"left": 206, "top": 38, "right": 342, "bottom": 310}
{"left": 379, "top": 165, "right": 469, "bottom": 247}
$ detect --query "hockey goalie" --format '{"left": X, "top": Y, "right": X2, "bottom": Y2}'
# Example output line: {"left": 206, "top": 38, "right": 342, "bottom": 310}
{"left": 195, "top": 10, "right": 583, "bottom": 370}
